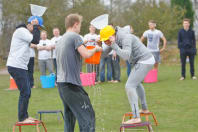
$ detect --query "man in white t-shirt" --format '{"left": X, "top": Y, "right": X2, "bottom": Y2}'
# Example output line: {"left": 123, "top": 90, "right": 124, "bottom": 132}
{"left": 141, "top": 20, "right": 167, "bottom": 70}
{"left": 50, "top": 28, "right": 62, "bottom": 80}
{"left": 6, "top": 17, "right": 41, "bottom": 123}
{"left": 84, "top": 25, "right": 99, "bottom": 46}
{"left": 37, "top": 31, "right": 53, "bottom": 75}
{"left": 84, "top": 25, "right": 100, "bottom": 83}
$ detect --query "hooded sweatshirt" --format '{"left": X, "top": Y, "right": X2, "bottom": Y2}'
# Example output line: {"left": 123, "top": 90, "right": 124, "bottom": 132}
{"left": 102, "top": 26, "right": 153, "bottom": 66}
{"left": 6, "top": 25, "right": 33, "bottom": 70}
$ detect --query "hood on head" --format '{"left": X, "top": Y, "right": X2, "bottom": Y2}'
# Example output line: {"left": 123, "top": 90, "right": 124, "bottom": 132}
{"left": 115, "top": 26, "right": 131, "bottom": 46}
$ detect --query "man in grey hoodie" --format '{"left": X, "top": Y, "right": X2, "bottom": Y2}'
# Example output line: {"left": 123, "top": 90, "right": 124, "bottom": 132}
{"left": 100, "top": 25, "right": 155, "bottom": 124}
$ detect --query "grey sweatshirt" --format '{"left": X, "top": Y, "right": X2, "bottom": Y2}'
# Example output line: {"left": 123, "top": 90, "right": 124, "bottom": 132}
{"left": 102, "top": 26, "right": 152, "bottom": 66}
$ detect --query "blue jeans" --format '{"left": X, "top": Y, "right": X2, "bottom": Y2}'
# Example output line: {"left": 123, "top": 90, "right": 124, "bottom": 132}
{"left": 99, "top": 56, "right": 112, "bottom": 82}
{"left": 110, "top": 55, "right": 120, "bottom": 81}
{"left": 28, "top": 57, "right": 34, "bottom": 88}
{"left": 53, "top": 58, "right": 57, "bottom": 81}
{"left": 7, "top": 66, "right": 31, "bottom": 121}
{"left": 126, "top": 61, "right": 131, "bottom": 77}
{"left": 57, "top": 82, "right": 95, "bottom": 132}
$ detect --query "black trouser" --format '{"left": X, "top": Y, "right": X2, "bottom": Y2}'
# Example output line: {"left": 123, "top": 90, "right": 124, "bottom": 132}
{"left": 180, "top": 51, "right": 195, "bottom": 78}
{"left": 28, "top": 57, "right": 34, "bottom": 88}
{"left": 8, "top": 66, "right": 31, "bottom": 121}
{"left": 57, "top": 82, "right": 95, "bottom": 132}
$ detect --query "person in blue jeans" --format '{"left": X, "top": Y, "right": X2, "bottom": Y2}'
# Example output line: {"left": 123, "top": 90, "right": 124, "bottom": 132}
{"left": 100, "top": 43, "right": 112, "bottom": 82}
{"left": 99, "top": 56, "right": 112, "bottom": 82}
{"left": 110, "top": 50, "right": 121, "bottom": 83}
{"left": 126, "top": 60, "right": 131, "bottom": 77}
{"left": 6, "top": 16, "right": 41, "bottom": 123}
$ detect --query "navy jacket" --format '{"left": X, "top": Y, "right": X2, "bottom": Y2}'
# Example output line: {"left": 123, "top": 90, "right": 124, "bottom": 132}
{"left": 178, "top": 28, "right": 196, "bottom": 54}
{"left": 16, "top": 24, "right": 40, "bottom": 44}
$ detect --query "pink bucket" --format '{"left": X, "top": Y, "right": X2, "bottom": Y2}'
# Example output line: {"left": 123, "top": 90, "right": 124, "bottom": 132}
{"left": 144, "top": 69, "right": 158, "bottom": 83}
{"left": 80, "top": 72, "right": 96, "bottom": 86}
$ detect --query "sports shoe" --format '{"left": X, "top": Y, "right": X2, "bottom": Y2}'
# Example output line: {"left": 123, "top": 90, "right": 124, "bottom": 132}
{"left": 179, "top": 77, "right": 185, "bottom": 81}
{"left": 192, "top": 76, "right": 197, "bottom": 80}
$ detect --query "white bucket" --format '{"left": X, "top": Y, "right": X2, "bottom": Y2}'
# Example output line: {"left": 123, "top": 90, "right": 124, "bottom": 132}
{"left": 30, "top": 4, "right": 47, "bottom": 17}
{"left": 90, "top": 14, "right": 109, "bottom": 29}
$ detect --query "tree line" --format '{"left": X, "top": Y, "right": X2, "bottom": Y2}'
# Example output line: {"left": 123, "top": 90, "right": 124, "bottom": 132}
{"left": 0, "top": 0, "right": 194, "bottom": 59}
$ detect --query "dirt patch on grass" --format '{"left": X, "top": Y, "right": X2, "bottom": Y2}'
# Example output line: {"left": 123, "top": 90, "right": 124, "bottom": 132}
{"left": 161, "top": 43, "right": 180, "bottom": 66}
{"left": 0, "top": 68, "right": 8, "bottom": 75}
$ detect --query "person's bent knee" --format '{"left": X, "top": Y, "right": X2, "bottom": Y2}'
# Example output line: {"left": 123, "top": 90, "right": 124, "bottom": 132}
{"left": 125, "top": 83, "right": 136, "bottom": 90}
{"left": 20, "top": 91, "right": 31, "bottom": 99}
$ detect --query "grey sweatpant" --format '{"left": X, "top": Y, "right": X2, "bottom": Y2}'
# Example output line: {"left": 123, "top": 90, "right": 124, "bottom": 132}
{"left": 125, "top": 63, "right": 153, "bottom": 118}
{"left": 38, "top": 59, "right": 54, "bottom": 75}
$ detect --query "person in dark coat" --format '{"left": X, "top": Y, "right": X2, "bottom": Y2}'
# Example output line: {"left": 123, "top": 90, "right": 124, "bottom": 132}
{"left": 178, "top": 18, "right": 197, "bottom": 80}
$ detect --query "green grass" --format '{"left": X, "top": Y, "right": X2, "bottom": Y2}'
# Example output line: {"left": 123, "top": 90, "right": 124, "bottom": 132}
{"left": 0, "top": 62, "right": 198, "bottom": 132}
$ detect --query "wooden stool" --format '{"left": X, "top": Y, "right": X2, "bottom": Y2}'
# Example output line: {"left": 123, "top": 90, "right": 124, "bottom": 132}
{"left": 37, "top": 110, "right": 64, "bottom": 121}
{"left": 120, "top": 122, "right": 153, "bottom": 132}
{"left": 13, "top": 120, "right": 47, "bottom": 132}
{"left": 122, "top": 112, "right": 158, "bottom": 126}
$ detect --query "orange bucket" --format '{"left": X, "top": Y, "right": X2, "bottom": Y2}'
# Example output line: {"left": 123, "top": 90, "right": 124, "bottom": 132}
{"left": 85, "top": 46, "right": 101, "bottom": 64}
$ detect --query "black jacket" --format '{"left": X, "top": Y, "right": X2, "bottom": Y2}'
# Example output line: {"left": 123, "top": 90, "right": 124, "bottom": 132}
{"left": 178, "top": 28, "right": 196, "bottom": 55}
{"left": 16, "top": 24, "right": 40, "bottom": 44}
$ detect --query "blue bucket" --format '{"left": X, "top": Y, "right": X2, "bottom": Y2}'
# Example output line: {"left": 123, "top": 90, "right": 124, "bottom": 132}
{"left": 40, "top": 74, "right": 55, "bottom": 88}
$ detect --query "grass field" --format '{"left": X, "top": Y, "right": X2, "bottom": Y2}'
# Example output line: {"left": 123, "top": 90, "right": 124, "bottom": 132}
{"left": 0, "top": 59, "right": 198, "bottom": 131}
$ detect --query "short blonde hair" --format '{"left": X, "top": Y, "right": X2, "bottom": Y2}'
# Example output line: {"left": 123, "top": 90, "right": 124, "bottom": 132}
{"left": 53, "top": 27, "right": 60, "bottom": 31}
{"left": 148, "top": 20, "right": 156, "bottom": 24}
{"left": 41, "top": 30, "right": 47, "bottom": 36}
{"left": 65, "top": 13, "right": 83, "bottom": 28}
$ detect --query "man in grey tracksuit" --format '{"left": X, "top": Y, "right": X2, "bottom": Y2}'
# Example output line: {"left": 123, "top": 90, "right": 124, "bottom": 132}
{"left": 100, "top": 26, "right": 155, "bottom": 124}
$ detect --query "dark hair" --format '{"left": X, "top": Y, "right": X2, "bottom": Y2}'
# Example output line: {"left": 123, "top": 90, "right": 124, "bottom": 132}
{"left": 183, "top": 18, "right": 190, "bottom": 23}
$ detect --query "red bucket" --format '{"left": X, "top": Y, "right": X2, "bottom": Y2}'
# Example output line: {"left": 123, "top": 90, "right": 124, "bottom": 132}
{"left": 144, "top": 69, "right": 158, "bottom": 83}
{"left": 80, "top": 72, "right": 96, "bottom": 86}
{"left": 85, "top": 46, "right": 101, "bottom": 64}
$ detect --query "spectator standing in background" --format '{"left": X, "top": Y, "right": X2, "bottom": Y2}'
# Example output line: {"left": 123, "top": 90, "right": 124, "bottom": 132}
{"left": 51, "top": 27, "right": 62, "bottom": 81}
{"left": 99, "top": 42, "right": 112, "bottom": 82}
{"left": 84, "top": 25, "right": 100, "bottom": 83}
{"left": 110, "top": 50, "right": 120, "bottom": 83}
{"left": 141, "top": 20, "right": 167, "bottom": 70}
{"left": 178, "top": 18, "right": 197, "bottom": 80}
{"left": 37, "top": 31, "right": 53, "bottom": 75}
